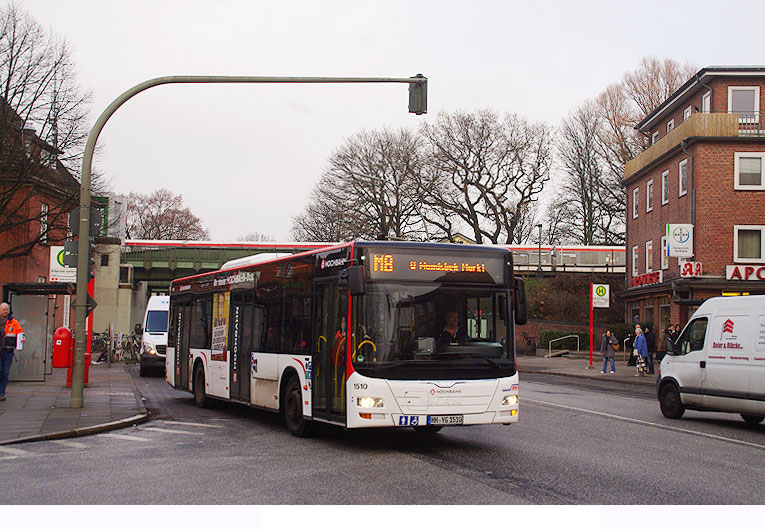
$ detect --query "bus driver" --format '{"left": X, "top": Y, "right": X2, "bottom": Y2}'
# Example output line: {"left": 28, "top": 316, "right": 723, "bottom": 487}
{"left": 436, "top": 311, "right": 467, "bottom": 352}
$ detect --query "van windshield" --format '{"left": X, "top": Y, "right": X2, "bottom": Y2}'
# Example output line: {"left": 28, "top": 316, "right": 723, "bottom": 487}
{"left": 146, "top": 310, "right": 168, "bottom": 333}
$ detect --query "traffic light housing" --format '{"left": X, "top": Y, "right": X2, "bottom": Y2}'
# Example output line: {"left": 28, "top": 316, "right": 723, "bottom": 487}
{"left": 408, "top": 74, "right": 427, "bottom": 115}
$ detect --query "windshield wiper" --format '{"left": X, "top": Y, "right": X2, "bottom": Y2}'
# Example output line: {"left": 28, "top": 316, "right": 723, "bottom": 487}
{"left": 474, "top": 354, "right": 503, "bottom": 370}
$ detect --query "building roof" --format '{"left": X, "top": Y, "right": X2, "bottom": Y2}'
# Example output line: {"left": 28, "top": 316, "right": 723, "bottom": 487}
{"left": 636, "top": 66, "right": 765, "bottom": 132}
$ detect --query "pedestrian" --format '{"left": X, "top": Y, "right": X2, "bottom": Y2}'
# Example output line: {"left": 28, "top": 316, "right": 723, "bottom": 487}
{"left": 599, "top": 330, "right": 618, "bottom": 374}
{"left": 673, "top": 324, "right": 682, "bottom": 340}
{"left": 632, "top": 327, "right": 648, "bottom": 376}
{"left": 658, "top": 325, "right": 674, "bottom": 362}
{"left": 644, "top": 325, "right": 656, "bottom": 375}
{"left": 626, "top": 331, "right": 636, "bottom": 366}
{"left": 1, "top": 302, "right": 25, "bottom": 401}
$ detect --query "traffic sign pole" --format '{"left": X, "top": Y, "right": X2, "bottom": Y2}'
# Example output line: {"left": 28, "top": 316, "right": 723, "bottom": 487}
{"left": 589, "top": 282, "right": 594, "bottom": 368}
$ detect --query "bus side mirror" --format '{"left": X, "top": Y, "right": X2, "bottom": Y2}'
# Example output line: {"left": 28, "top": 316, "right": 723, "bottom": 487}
{"left": 339, "top": 266, "right": 366, "bottom": 296}
{"left": 514, "top": 277, "right": 527, "bottom": 325}
{"left": 135, "top": 323, "right": 142, "bottom": 335}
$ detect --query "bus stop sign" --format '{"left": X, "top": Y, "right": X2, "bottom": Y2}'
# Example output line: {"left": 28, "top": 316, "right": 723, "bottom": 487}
{"left": 592, "top": 284, "right": 610, "bottom": 308}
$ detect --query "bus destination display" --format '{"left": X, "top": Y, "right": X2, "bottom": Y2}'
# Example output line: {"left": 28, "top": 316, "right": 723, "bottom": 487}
{"left": 366, "top": 250, "right": 505, "bottom": 283}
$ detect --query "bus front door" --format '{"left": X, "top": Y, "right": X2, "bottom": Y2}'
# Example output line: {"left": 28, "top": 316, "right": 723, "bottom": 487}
{"left": 312, "top": 281, "right": 348, "bottom": 423}
{"left": 229, "top": 293, "right": 253, "bottom": 403}
{"left": 174, "top": 301, "right": 192, "bottom": 390}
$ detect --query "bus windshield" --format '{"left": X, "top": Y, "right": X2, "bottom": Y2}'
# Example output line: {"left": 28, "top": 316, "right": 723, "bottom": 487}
{"left": 351, "top": 283, "right": 514, "bottom": 380}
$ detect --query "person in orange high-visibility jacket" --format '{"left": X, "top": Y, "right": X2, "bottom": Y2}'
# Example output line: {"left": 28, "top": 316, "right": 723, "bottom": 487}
{"left": 1, "top": 302, "right": 24, "bottom": 400}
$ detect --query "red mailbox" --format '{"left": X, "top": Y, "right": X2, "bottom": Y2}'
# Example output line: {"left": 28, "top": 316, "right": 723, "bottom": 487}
{"left": 52, "top": 327, "right": 73, "bottom": 368}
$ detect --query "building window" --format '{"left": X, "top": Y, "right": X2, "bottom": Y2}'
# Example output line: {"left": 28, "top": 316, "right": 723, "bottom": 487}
{"left": 632, "top": 188, "right": 639, "bottom": 219}
{"left": 734, "top": 152, "right": 765, "bottom": 190}
{"left": 734, "top": 225, "right": 765, "bottom": 262}
{"left": 661, "top": 236, "right": 669, "bottom": 270}
{"left": 661, "top": 170, "right": 669, "bottom": 205}
{"left": 645, "top": 240, "right": 653, "bottom": 272}
{"left": 702, "top": 91, "right": 711, "bottom": 113}
{"left": 679, "top": 159, "right": 688, "bottom": 197}
{"left": 666, "top": 119, "right": 675, "bottom": 133}
{"left": 40, "top": 203, "right": 49, "bottom": 243}
{"left": 644, "top": 303, "right": 655, "bottom": 327}
{"left": 100, "top": 254, "right": 109, "bottom": 267}
{"left": 646, "top": 179, "right": 654, "bottom": 212}
{"left": 632, "top": 245, "right": 639, "bottom": 277}
{"left": 728, "top": 86, "right": 760, "bottom": 122}
{"left": 651, "top": 131, "right": 659, "bottom": 145}
{"left": 683, "top": 106, "right": 692, "bottom": 121}
{"left": 630, "top": 302, "right": 641, "bottom": 323}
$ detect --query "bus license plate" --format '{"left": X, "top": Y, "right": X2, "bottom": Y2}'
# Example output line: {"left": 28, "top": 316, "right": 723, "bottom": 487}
{"left": 428, "top": 415, "right": 463, "bottom": 425}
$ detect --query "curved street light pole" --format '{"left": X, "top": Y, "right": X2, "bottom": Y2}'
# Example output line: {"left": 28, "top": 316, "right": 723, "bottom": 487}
{"left": 70, "top": 74, "right": 427, "bottom": 408}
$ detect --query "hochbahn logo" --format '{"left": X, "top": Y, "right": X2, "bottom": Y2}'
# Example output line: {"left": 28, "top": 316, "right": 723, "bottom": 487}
{"left": 320, "top": 258, "right": 345, "bottom": 269}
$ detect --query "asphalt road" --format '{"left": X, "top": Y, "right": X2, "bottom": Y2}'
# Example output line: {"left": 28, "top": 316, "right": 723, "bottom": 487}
{"left": 0, "top": 367, "right": 762, "bottom": 504}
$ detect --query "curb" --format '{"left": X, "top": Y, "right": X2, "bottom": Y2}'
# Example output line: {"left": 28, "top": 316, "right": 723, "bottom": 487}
{"left": 0, "top": 411, "right": 151, "bottom": 446}
{"left": 520, "top": 368, "right": 658, "bottom": 387}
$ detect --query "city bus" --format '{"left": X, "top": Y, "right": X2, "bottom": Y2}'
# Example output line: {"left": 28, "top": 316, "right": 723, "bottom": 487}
{"left": 166, "top": 241, "right": 527, "bottom": 436}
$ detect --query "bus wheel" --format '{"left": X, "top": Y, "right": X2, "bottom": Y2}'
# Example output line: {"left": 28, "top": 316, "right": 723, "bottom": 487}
{"left": 193, "top": 365, "right": 209, "bottom": 408}
{"left": 413, "top": 425, "right": 443, "bottom": 435}
{"left": 282, "top": 375, "right": 312, "bottom": 437}
{"left": 741, "top": 414, "right": 764, "bottom": 424}
{"left": 659, "top": 384, "right": 684, "bottom": 419}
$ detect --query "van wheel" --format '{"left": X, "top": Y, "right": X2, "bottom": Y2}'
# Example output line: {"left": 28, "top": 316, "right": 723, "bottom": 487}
{"left": 281, "top": 375, "right": 312, "bottom": 437}
{"left": 659, "top": 384, "right": 685, "bottom": 419}
{"left": 193, "top": 365, "right": 209, "bottom": 408}
{"left": 741, "top": 414, "right": 764, "bottom": 424}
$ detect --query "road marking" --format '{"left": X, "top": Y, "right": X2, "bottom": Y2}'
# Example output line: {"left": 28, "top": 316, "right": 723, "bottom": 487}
{"left": 0, "top": 446, "right": 31, "bottom": 456}
{"left": 162, "top": 420, "right": 223, "bottom": 429}
{"left": 142, "top": 427, "right": 203, "bottom": 435}
{"left": 101, "top": 433, "right": 151, "bottom": 442}
{"left": 51, "top": 439, "right": 89, "bottom": 449}
{"left": 524, "top": 398, "right": 765, "bottom": 450}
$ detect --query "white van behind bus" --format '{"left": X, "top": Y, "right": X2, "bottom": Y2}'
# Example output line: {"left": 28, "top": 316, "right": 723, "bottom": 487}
{"left": 658, "top": 295, "right": 765, "bottom": 424}
{"left": 138, "top": 295, "right": 169, "bottom": 377}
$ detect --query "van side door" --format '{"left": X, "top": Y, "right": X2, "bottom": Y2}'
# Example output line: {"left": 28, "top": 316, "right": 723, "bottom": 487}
{"left": 667, "top": 317, "right": 708, "bottom": 407}
{"left": 704, "top": 315, "right": 751, "bottom": 408}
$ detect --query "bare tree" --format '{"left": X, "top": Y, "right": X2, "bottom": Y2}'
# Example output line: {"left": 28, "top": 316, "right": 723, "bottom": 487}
{"left": 236, "top": 231, "right": 276, "bottom": 242}
{"left": 291, "top": 128, "right": 428, "bottom": 242}
{"left": 419, "top": 109, "right": 553, "bottom": 244}
{"left": 554, "top": 101, "right": 625, "bottom": 245}
{"left": 623, "top": 56, "right": 697, "bottom": 118}
{"left": 125, "top": 189, "right": 209, "bottom": 240}
{"left": 0, "top": 3, "right": 93, "bottom": 262}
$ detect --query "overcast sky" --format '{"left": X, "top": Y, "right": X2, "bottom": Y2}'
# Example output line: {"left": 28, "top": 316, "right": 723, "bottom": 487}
{"left": 21, "top": 0, "right": 765, "bottom": 241}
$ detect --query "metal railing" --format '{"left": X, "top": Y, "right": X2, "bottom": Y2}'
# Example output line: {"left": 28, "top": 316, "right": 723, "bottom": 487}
{"left": 547, "top": 335, "right": 580, "bottom": 358}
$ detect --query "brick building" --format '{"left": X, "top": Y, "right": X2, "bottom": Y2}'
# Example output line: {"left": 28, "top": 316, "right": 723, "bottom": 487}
{"left": 622, "top": 66, "right": 765, "bottom": 329}
{"left": 0, "top": 98, "right": 79, "bottom": 328}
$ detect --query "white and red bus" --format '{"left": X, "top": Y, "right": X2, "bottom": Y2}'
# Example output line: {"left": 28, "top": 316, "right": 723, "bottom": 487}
{"left": 166, "top": 241, "right": 527, "bottom": 436}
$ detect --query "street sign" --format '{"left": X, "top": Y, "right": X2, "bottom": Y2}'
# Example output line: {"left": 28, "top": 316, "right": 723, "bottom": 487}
{"left": 85, "top": 294, "right": 98, "bottom": 317}
{"left": 68, "top": 207, "right": 104, "bottom": 237}
{"left": 62, "top": 240, "right": 78, "bottom": 267}
{"left": 667, "top": 223, "right": 694, "bottom": 258}
{"left": 592, "top": 283, "right": 610, "bottom": 308}
{"left": 50, "top": 246, "right": 77, "bottom": 282}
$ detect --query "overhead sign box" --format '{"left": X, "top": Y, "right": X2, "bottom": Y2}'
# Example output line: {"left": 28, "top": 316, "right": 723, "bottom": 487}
{"left": 667, "top": 224, "right": 694, "bottom": 258}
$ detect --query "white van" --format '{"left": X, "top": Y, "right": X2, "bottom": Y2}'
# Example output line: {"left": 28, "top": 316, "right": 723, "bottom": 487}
{"left": 138, "top": 295, "right": 169, "bottom": 377}
{"left": 658, "top": 295, "right": 765, "bottom": 424}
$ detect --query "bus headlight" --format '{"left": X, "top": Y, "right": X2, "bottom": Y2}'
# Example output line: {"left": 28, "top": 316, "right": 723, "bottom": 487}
{"left": 502, "top": 395, "right": 518, "bottom": 406}
{"left": 357, "top": 397, "right": 384, "bottom": 408}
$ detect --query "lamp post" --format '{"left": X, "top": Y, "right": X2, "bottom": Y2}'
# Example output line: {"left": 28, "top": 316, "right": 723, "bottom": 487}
{"left": 69, "top": 74, "right": 427, "bottom": 408}
{"left": 536, "top": 223, "right": 543, "bottom": 278}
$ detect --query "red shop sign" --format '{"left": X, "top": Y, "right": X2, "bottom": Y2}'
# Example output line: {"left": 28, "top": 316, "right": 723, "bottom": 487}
{"left": 726, "top": 265, "right": 765, "bottom": 280}
{"left": 632, "top": 271, "right": 663, "bottom": 287}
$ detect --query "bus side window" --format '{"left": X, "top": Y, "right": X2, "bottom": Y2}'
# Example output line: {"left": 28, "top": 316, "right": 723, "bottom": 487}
{"left": 252, "top": 305, "right": 265, "bottom": 352}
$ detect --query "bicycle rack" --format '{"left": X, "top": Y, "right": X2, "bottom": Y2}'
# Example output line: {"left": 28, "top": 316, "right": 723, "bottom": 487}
{"left": 547, "top": 335, "right": 580, "bottom": 358}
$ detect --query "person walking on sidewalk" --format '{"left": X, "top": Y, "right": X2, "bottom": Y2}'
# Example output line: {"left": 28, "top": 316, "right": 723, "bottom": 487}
{"left": 599, "top": 330, "right": 618, "bottom": 373}
{"left": 1, "top": 302, "right": 24, "bottom": 401}
{"left": 644, "top": 326, "right": 656, "bottom": 375}
{"left": 632, "top": 327, "right": 648, "bottom": 376}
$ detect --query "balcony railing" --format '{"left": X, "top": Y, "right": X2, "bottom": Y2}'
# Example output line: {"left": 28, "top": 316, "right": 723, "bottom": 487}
{"left": 624, "top": 112, "right": 764, "bottom": 180}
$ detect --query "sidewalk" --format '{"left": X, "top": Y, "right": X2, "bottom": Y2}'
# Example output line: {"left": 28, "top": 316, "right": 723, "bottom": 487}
{"left": 0, "top": 363, "right": 148, "bottom": 445}
{"left": 517, "top": 353, "right": 659, "bottom": 387}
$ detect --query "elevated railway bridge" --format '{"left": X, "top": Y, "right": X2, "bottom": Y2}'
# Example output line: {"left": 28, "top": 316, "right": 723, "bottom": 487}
{"left": 120, "top": 240, "right": 625, "bottom": 294}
